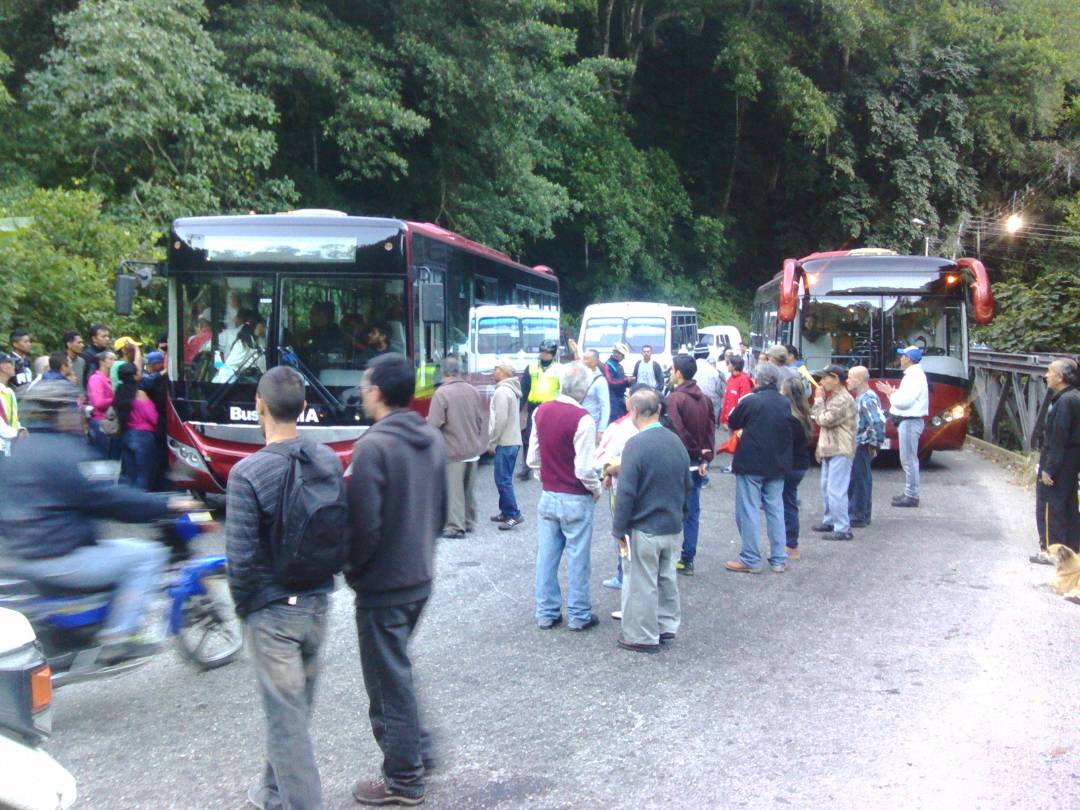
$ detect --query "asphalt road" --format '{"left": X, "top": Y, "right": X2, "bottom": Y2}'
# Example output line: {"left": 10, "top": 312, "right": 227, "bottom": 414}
{"left": 47, "top": 448, "right": 1080, "bottom": 809}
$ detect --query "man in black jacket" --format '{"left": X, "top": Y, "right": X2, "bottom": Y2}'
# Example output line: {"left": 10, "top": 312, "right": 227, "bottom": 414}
{"left": 0, "top": 378, "right": 188, "bottom": 661}
{"left": 348, "top": 353, "right": 448, "bottom": 807}
{"left": 1033, "top": 358, "right": 1080, "bottom": 560}
{"left": 724, "top": 363, "right": 793, "bottom": 574}
{"left": 226, "top": 366, "right": 342, "bottom": 810}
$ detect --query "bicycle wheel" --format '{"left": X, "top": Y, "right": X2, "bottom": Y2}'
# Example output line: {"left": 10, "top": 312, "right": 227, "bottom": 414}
{"left": 173, "top": 574, "right": 243, "bottom": 669}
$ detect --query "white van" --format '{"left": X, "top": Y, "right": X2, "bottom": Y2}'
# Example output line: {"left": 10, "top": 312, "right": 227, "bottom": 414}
{"left": 458, "top": 305, "right": 560, "bottom": 374}
{"left": 578, "top": 302, "right": 698, "bottom": 377}
{"left": 698, "top": 325, "right": 743, "bottom": 364}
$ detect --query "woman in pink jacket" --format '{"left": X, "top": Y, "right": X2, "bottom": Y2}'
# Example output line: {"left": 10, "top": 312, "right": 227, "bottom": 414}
{"left": 87, "top": 350, "right": 117, "bottom": 459}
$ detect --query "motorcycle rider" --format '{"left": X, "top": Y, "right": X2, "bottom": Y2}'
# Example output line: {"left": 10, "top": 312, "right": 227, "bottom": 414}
{"left": 0, "top": 377, "right": 197, "bottom": 663}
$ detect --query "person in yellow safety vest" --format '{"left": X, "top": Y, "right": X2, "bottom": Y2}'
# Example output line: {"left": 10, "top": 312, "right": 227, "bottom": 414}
{"left": 517, "top": 339, "right": 561, "bottom": 480}
{"left": 0, "top": 351, "right": 28, "bottom": 457}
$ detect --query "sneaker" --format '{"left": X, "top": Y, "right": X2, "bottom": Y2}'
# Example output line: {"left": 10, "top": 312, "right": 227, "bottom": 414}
{"left": 602, "top": 576, "right": 623, "bottom": 589}
{"left": 811, "top": 523, "right": 834, "bottom": 533}
{"left": 498, "top": 516, "right": 524, "bottom": 530}
{"left": 537, "top": 614, "right": 563, "bottom": 629}
{"left": 440, "top": 529, "right": 465, "bottom": 539}
{"left": 611, "top": 610, "right": 622, "bottom": 620}
{"left": 786, "top": 547, "right": 801, "bottom": 560}
{"left": 849, "top": 519, "right": 869, "bottom": 528}
{"left": 659, "top": 632, "right": 676, "bottom": 642}
{"left": 617, "top": 637, "right": 659, "bottom": 653}
{"left": 516, "top": 470, "right": 531, "bottom": 482}
{"left": 676, "top": 560, "right": 694, "bottom": 576}
{"left": 246, "top": 785, "right": 271, "bottom": 810}
{"left": 771, "top": 563, "right": 786, "bottom": 573}
{"left": 1029, "top": 551, "right": 1055, "bottom": 566}
{"left": 568, "top": 614, "right": 600, "bottom": 631}
{"left": 1065, "top": 592, "right": 1080, "bottom": 606}
{"left": 824, "top": 531, "right": 854, "bottom": 541}
{"left": 891, "top": 495, "right": 919, "bottom": 507}
{"left": 353, "top": 778, "right": 424, "bottom": 806}
{"left": 724, "top": 560, "right": 762, "bottom": 574}
{"left": 490, "top": 512, "right": 507, "bottom": 522}
{"left": 97, "top": 637, "right": 163, "bottom": 665}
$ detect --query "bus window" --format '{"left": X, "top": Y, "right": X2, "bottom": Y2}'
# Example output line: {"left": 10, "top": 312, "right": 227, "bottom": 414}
{"left": 477, "top": 316, "right": 521, "bottom": 354}
{"left": 883, "top": 297, "right": 966, "bottom": 377}
{"left": 179, "top": 275, "right": 273, "bottom": 384}
{"left": 626, "top": 317, "right": 667, "bottom": 353}
{"left": 801, "top": 297, "right": 879, "bottom": 372}
{"left": 522, "top": 316, "right": 559, "bottom": 353}
{"left": 583, "top": 317, "right": 625, "bottom": 352}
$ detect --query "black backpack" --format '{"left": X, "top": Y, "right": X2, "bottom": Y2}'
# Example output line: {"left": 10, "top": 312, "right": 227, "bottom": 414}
{"left": 264, "top": 440, "right": 349, "bottom": 590}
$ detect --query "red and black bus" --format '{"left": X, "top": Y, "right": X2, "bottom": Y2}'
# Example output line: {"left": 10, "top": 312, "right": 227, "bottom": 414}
{"left": 750, "top": 249, "right": 994, "bottom": 456}
{"left": 160, "top": 212, "right": 558, "bottom": 493}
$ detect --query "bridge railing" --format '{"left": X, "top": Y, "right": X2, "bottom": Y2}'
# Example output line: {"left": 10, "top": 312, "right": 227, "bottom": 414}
{"left": 968, "top": 349, "right": 1075, "bottom": 452}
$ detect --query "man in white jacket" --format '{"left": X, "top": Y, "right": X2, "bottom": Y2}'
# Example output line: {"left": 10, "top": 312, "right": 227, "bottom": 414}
{"left": 875, "top": 346, "right": 929, "bottom": 507}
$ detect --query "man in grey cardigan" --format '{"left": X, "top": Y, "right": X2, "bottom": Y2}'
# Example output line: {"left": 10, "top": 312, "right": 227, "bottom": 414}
{"left": 611, "top": 388, "right": 693, "bottom": 653}
{"left": 427, "top": 357, "right": 486, "bottom": 538}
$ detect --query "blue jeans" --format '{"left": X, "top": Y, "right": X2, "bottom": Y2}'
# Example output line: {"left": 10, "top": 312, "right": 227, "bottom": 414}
{"left": 88, "top": 418, "right": 119, "bottom": 460}
{"left": 735, "top": 475, "right": 787, "bottom": 568}
{"left": 898, "top": 418, "right": 925, "bottom": 498}
{"left": 535, "top": 490, "right": 595, "bottom": 626}
{"left": 120, "top": 429, "right": 157, "bottom": 490}
{"left": 247, "top": 595, "right": 329, "bottom": 810}
{"left": 10, "top": 538, "right": 167, "bottom": 641}
{"left": 820, "top": 455, "right": 854, "bottom": 533}
{"left": 848, "top": 445, "right": 874, "bottom": 523}
{"left": 493, "top": 446, "right": 522, "bottom": 519}
{"left": 680, "top": 470, "right": 705, "bottom": 564}
{"left": 783, "top": 468, "right": 807, "bottom": 548}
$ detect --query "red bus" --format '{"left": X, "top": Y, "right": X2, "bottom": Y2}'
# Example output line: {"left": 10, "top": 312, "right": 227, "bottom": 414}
{"left": 158, "top": 212, "right": 559, "bottom": 494}
{"left": 750, "top": 249, "right": 994, "bottom": 457}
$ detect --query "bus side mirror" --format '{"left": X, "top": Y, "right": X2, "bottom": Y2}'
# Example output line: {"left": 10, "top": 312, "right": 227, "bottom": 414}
{"left": 420, "top": 282, "right": 444, "bottom": 323}
{"left": 115, "top": 275, "right": 136, "bottom": 315}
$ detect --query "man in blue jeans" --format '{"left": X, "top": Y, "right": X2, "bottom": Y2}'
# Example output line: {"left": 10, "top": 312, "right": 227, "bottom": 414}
{"left": 527, "top": 362, "right": 602, "bottom": 630}
{"left": 724, "top": 363, "right": 793, "bottom": 574}
{"left": 227, "top": 367, "right": 343, "bottom": 810}
{"left": 488, "top": 360, "right": 524, "bottom": 530}
{"left": 667, "top": 354, "right": 715, "bottom": 576}
{"left": 875, "top": 346, "right": 929, "bottom": 507}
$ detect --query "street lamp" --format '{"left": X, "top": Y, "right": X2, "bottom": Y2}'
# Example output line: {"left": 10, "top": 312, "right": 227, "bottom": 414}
{"left": 1005, "top": 213, "right": 1023, "bottom": 234}
{"left": 912, "top": 218, "right": 929, "bottom": 256}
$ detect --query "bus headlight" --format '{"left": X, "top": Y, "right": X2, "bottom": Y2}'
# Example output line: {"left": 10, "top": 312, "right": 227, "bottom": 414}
{"left": 930, "top": 404, "right": 967, "bottom": 427}
{"left": 168, "top": 436, "right": 210, "bottom": 475}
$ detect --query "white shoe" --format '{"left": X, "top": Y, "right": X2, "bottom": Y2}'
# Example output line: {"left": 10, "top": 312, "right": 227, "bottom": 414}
{"left": 611, "top": 610, "right": 622, "bottom": 620}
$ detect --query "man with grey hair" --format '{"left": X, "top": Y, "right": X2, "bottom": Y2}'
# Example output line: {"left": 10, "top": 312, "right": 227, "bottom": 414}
{"left": 427, "top": 356, "right": 486, "bottom": 538}
{"left": 611, "top": 388, "right": 692, "bottom": 652}
{"left": 527, "top": 362, "right": 602, "bottom": 630}
{"left": 580, "top": 349, "right": 610, "bottom": 441}
{"left": 488, "top": 359, "right": 524, "bottom": 529}
{"left": 724, "top": 361, "right": 793, "bottom": 573}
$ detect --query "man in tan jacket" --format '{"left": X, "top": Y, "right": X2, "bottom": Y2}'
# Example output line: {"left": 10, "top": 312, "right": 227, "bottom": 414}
{"left": 428, "top": 357, "right": 486, "bottom": 538}
{"left": 488, "top": 360, "right": 524, "bottom": 530}
{"left": 811, "top": 365, "right": 857, "bottom": 541}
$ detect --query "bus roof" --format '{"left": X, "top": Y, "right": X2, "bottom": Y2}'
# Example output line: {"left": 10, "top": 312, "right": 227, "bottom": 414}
{"left": 582, "top": 302, "right": 695, "bottom": 316}
{"left": 171, "top": 214, "right": 556, "bottom": 282}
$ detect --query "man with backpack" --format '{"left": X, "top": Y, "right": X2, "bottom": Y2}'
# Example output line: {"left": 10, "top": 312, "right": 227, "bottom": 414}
{"left": 226, "top": 366, "right": 347, "bottom": 810}
{"left": 347, "top": 353, "right": 448, "bottom": 806}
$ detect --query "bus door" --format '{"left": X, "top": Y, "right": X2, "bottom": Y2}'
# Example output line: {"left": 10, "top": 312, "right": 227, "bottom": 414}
{"left": 414, "top": 267, "right": 446, "bottom": 397}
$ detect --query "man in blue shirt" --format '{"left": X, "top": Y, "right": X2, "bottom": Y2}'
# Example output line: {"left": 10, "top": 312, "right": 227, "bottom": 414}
{"left": 847, "top": 366, "right": 885, "bottom": 527}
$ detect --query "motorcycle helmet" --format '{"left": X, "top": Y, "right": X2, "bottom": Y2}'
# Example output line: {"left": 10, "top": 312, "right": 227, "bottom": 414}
{"left": 538, "top": 339, "right": 558, "bottom": 355}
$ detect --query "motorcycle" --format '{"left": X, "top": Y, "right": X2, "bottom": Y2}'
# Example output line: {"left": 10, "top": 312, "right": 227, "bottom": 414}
{"left": 0, "top": 513, "right": 242, "bottom": 687}
{"left": 0, "top": 606, "right": 77, "bottom": 809}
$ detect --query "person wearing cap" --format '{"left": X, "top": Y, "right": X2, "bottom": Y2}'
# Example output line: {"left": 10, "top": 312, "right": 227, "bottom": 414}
{"left": 518, "top": 338, "right": 561, "bottom": 481}
{"left": 811, "top": 365, "right": 858, "bottom": 541}
{"left": 602, "top": 342, "right": 631, "bottom": 421}
{"left": 875, "top": 347, "right": 929, "bottom": 507}
{"left": 140, "top": 350, "right": 169, "bottom": 491}
{"left": 488, "top": 359, "right": 525, "bottom": 530}
{"left": 0, "top": 351, "right": 27, "bottom": 456}
{"left": 111, "top": 336, "right": 142, "bottom": 388}
{"left": 630, "top": 345, "right": 663, "bottom": 393}
{"left": 693, "top": 344, "right": 723, "bottom": 422}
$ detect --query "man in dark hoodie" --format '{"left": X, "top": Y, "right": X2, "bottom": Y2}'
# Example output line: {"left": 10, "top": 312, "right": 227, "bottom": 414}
{"left": 348, "top": 353, "right": 448, "bottom": 807}
{"left": 666, "top": 354, "right": 715, "bottom": 576}
{"left": 226, "top": 366, "right": 343, "bottom": 810}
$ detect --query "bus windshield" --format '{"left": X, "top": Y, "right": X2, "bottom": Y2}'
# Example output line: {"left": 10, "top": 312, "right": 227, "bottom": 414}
{"left": 801, "top": 295, "right": 966, "bottom": 377}
{"left": 583, "top": 316, "right": 667, "bottom": 353}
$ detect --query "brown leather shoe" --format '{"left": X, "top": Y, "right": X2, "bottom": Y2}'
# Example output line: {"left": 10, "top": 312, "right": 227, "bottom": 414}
{"left": 786, "top": 547, "right": 801, "bottom": 560}
{"left": 724, "top": 560, "right": 762, "bottom": 574}
{"left": 353, "top": 778, "right": 424, "bottom": 806}
{"left": 617, "top": 637, "right": 659, "bottom": 653}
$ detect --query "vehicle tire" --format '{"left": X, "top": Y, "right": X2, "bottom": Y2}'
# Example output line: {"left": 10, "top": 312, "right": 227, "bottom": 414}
{"left": 174, "top": 574, "right": 243, "bottom": 670}
{"left": 918, "top": 449, "right": 933, "bottom": 465}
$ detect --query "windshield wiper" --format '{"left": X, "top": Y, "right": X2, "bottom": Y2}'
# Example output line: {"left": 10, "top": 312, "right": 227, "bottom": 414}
{"left": 277, "top": 346, "right": 346, "bottom": 416}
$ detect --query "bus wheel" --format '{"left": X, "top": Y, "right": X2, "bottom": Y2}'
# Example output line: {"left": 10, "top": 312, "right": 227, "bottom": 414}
{"left": 918, "top": 449, "right": 933, "bottom": 465}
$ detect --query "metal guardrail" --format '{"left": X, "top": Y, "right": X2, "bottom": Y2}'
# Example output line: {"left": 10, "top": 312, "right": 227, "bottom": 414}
{"left": 968, "top": 349, "right": 1075, "bottom": 452}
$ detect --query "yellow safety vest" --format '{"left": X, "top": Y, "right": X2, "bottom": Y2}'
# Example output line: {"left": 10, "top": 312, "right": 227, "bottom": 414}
{"left": 528, "top": 362, "right": 561, "bottom": 404}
